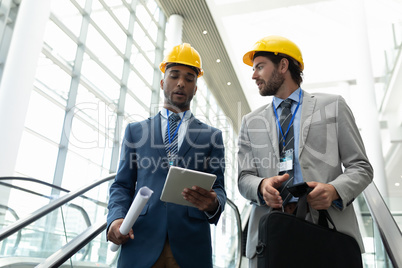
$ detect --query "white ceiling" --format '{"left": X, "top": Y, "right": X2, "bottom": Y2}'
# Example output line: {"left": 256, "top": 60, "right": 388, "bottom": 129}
{"left": 206, "top": 0, "right": 402, "bottom": 108}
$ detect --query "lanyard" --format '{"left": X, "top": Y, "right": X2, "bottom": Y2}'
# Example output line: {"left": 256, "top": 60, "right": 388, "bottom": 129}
{"left": 273, "top": 90, "right": 302, "bottom": 148}
{"left": 166, "top": 109, "right": 186, "bottom": 155}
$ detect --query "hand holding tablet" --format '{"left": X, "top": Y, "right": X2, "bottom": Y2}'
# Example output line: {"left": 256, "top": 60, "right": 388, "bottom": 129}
{"left": 160, "top": 166, "right": 216, "bottom": 207}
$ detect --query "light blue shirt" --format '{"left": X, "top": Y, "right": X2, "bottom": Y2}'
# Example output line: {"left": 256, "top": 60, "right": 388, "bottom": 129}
{"left": 273, "top": 88, "right": 303, "bottom": 202}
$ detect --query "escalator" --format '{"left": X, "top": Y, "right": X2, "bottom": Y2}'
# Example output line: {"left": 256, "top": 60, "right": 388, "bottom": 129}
{"left": 1, "top": 175, "right": 401, "bottom": 267}
{"left": 0, "top": 175, "right": 242, "bottom": 268}
{"left": 0, "top": 175, "right": 118, "bottom": 267}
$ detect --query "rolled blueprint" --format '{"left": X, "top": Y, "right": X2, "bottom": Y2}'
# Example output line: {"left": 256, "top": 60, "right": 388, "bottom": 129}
{"left": 109, "top": 186, "right": 153, "bottom": 252}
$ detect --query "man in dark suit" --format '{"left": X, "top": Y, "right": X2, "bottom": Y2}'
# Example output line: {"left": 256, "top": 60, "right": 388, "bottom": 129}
{"left": 107, "top": 43, "right": 226, "bottom": 268}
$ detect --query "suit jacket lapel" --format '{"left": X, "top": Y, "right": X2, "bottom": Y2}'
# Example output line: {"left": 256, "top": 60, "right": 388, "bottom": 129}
{"left": 264, "top": 103, "right": 280, "bottom": 160}
{"left": 178, "top": 115, "right": 202, "bottom": 158}
{"left": 299, "top": 91, "right": 316, "bottom": 158}
{"left": 150, "top": 113, "right": 167, "bottom": 158}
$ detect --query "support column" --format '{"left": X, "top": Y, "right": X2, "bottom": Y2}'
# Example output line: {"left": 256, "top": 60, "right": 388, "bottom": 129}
{"left": 0, "top": 0, "right": 51, "bottom": 176}
{"left": 350, "top": 0, "right": 388, "bottom": 196}
{"left": 150, "top": 14, "right": 180, "bottom": 115}
{"left": 166, "top": 14, "right": 183, "bottom": 48}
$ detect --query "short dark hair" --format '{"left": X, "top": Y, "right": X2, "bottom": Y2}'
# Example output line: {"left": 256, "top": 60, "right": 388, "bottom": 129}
{"left": 253, "top": 51, "right": 303, "bottom": 86}
{"left": 165, "top": 63, "right": 199, "bottom": 77}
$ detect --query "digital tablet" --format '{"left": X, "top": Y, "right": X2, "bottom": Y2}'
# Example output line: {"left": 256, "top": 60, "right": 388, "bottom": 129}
{"left": 160, "top": 166, "right": 217, "bottom": 207}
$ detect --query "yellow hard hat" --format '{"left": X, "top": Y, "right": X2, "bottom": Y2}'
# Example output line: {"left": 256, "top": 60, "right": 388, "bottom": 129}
{"left": 243, "top": 35, "right": 304, "bottom": 70}
{"left": 159, "top": 43, "right": 204, "bottom": 77}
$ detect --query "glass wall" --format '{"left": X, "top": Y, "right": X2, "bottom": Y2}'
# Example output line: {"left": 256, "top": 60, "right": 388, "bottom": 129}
{"left": 12, "top": 0, "right": 165, "bottom": 190}
{"left": 0, "top": 0, "right": 243, "bottom": 266}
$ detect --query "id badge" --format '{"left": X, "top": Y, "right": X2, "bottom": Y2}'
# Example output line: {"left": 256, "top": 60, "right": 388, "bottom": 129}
{"left": 279, "top": 149, "right": 293, "bottom": 172}
{"left": 168, "top": 154, "right": 177, "bottom": 166}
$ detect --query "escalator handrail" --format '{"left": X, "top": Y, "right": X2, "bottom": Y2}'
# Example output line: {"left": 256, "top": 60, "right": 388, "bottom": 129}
{"left": 35, "top": 219, "right": 107, "bottom": 268}
{"left": 363, "top": 182, "right": 402, "bottom": 267}
{"left": 226, "top": 198, "right": 242, "bottom": 268}
{"left": 0, "top": 181, "right": 55, "bottom": 200}
{"left": 0, "top": 174, "right": 116, "bottom": 242}
{"left": 0, "top": 177, "right": 71, "bottom": 193}
{"left": 0, "top": 180, "right": 94, "bottom": 227}
{"left": 0, "top": 177, "right": 108, "bottom": 207}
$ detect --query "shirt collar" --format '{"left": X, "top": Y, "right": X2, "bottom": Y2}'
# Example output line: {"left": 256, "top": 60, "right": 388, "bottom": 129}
{"left": 273, "top": 87, "right": 302, "bottom": 109}
{"left": 161, "top": 109, "right": 192, "bottom": 121}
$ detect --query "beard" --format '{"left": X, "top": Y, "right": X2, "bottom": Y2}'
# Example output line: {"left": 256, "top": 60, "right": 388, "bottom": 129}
{"left": 259, "top": 68, "right": 285, "bottom": 96}
{"left": 164, "top": 91, "right": 193, "bottom": 112}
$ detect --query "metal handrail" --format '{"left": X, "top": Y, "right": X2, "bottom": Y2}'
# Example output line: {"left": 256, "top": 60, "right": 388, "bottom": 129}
{"left": 35, "top": 219, "right": 108, "bottom": 268}
{"left": 0, "top": 177, "right": 70, "bottom": 192}
{"left": 0, "top": 177, "right": 108, "bottom": 207}
{"left": 226, "top": 198, "right": 243, "bottom": 268}
{"left": 0, "top": 174, "right": 115, "bottom": 242}
{"left": 363, "top": 182, "right": 402, "bottom": 267}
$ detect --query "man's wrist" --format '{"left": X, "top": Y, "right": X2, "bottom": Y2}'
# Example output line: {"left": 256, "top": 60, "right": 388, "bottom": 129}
{"left": 329, "top": 184, "right": 340, "bottom": 201}
{"left": 208, "top": 197, "right": 219, "bottom": 213}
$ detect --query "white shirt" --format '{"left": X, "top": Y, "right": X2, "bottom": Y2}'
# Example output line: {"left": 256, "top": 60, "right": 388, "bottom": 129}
{"left": 160, "top": 108, "right": 192, "bottom": 150}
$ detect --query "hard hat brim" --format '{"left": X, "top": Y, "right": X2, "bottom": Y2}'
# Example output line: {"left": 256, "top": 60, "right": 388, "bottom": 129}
{"left": 159, "top": 61, "right": 204, "bottom": 77}
{"left": 243, "top": 51, "right": 255, "bottom": 67}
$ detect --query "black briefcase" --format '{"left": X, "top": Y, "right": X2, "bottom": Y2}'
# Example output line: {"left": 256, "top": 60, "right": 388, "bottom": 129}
{"left": 256, "top": 194, "right": 363, "bottom": 268}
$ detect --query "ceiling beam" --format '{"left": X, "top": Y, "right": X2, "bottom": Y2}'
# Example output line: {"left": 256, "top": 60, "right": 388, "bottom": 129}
{"left": 209, "top": 0, "right": 331, "bottom": 17}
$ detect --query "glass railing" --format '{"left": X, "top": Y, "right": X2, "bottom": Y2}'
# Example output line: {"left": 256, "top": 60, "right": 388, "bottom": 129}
{"left": 0, "top": 175, "right": 244, "bottom": 267}
{"left": 37, "top": 197, "right": 244, "bottom": 268}
{"left": 0, "top": 177, "right": 70, "bottom": 230}
{"left": 358, "top": 182, "right": 402, "bottom": 267}
{"left": 0, "top": 175, "right": 116, "bottom": 267}
{"left": 36, "top": 219, "right": 117, "bottom": 268}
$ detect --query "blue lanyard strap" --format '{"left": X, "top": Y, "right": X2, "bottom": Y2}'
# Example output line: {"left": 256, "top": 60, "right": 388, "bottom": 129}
{"left": 273, "top": 90, "right": 302, "bottom": 148}
{"left": 166, "top": 109, "right": 187, "bottom": 150}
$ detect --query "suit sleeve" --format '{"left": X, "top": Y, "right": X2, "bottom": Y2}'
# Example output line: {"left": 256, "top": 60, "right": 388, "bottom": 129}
{"left": 237, "top": 116, "right": 265, "bottom": 206}
{"left": 106, "top": 124, "right": 137, "bottom": 231}
{"left": 328, "top": 96, "right": 373, "bottom": 210}
{"left": 205, "top": 129, "right": 226, "bottom": 225}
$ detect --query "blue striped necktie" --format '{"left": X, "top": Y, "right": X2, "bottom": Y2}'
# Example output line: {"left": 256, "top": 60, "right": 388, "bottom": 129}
{"left": 278, "top": 99, "right": 295, "bottom": 205}
{"left": 165, "top": 113, "right": 181, "bottom": 164}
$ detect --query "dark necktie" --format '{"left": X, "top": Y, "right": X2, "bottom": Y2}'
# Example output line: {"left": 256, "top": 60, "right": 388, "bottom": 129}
{"left": 278, "top": 99, "right": 295, "bottom": 206}
{"left": 164, "top": 113, "right": 181, "bottom": 164}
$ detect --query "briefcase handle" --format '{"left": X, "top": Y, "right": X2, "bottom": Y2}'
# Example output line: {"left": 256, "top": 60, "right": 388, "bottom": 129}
{"left": 296, "top": 193, "right": 337, "bottom": 231}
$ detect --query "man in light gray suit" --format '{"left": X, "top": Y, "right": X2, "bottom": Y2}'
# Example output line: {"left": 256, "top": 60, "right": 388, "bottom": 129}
{"left": 238, "top": 35, "right": 373, "bottom": 267}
